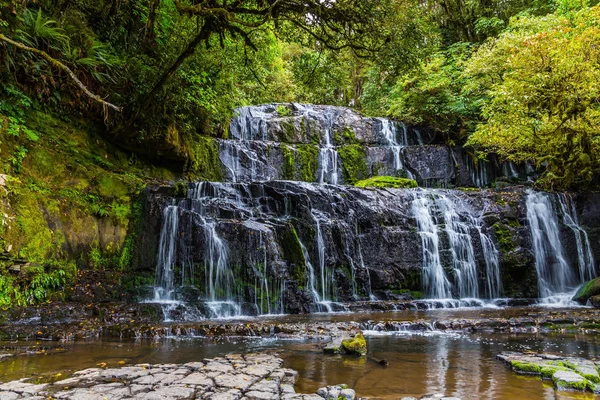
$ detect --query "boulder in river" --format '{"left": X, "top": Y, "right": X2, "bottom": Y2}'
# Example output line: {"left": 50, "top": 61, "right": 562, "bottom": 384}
{"left": 572, "top": 277, "right": 600, "bottom": 305}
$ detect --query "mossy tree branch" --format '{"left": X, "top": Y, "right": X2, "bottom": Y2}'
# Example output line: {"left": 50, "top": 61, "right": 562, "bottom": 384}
{"left": 0, "top": 33, "right": 121, "bottom": 112}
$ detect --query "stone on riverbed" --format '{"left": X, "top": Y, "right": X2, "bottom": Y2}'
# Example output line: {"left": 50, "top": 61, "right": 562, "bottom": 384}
{"left": 323, "top": 331, "right": 367, "bottom": 356}
{"left": 401, "top": 395, "right": 462, "bottom": 400}
{"left": 498, "top": 352, "right": 600, "bottom": 394}
{"left": 316, "top": 384, "right": 355, "bottom": 400}
{"left": 0, "top": 353, "right": 354, "bottom": 400}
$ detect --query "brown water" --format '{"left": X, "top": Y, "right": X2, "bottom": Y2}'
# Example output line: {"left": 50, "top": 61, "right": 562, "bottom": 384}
{"left": 1, "top": 307, "right": 599, "bottom": 399}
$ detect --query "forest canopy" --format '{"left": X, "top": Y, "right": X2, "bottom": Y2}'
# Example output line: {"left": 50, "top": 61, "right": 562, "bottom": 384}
{"left": 1, "top": 0, "right": 599, "bottom": 189}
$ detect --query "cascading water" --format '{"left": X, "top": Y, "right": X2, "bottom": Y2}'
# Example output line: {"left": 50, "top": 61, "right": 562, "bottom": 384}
{"left": 527, "top": 190, "right": 596, "bottom": 304}
{"left": 144, "top": 104, "right": 598, "bottom": 320}
{"left": 557, "top": 193, "right": 596, "bottom": 283}
{"left": 379, "top": 118, "right": 414, "bottom": 179}
{"left": 478, "top": 225, "right": 502, "bottom": 299}
{"left": 411, "top": 191, "right": 502, "bottom": 302}
{"left": 317, "top": 109, "right": 342, "bottom": 184}
{"left": 412, "top": 195, "right": 452, "bottom": 299}
{"left": 438, "top": 197, "right": 479, "bottom": 299}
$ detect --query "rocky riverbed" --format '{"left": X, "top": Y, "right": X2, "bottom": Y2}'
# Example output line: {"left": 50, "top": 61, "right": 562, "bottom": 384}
{"left": 0, "top": 353, "right": 357, "bottom": 400}
{"left": 2, "top": 303, "right": 600, "bottom": 342}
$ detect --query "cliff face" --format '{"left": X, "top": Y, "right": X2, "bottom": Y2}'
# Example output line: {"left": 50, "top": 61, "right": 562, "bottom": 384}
{"left": 135, "top": 180, "right": 600, "bottom": 318}
{"left": 125, "top": 105, "right": 600, "bottom": 319}
{"left": 2, "top": 105, "right": 598, "bottom": 314}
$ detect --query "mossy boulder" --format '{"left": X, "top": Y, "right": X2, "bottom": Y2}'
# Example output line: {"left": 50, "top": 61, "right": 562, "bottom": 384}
{"left": 354, "top": 176, "right": 417, "bottom": 189}
{"left": 341, "top": 333, "right": 367, "bottom": 356}
{"left": 572, "top": 278, "right": 600, "bottom": 305}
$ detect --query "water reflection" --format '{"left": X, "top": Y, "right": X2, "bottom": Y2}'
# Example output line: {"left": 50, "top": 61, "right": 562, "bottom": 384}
{"left": 0, "top": 332, "right": 599, "bottom": 400}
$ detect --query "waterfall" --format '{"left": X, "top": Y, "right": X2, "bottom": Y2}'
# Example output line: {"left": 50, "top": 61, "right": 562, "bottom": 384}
{"left": 379, "top": 119, "right": 416, "bottom": 180}
{"left": 380, "top": 118, "right": 403, "bottom": 171}
{"left": 229, "top": 105, "right": 270, "bottom": 140}
{"left": 526, "top": 190, "right": 576, "bottom": 301}
{"left": 153, "top": 204, "right": 179, "bottom": 302}
{"left": 318, "top": 126, "right": 341, "bottom": 184}
{"left": 557, "top": 193, "right": 596, "bottom": 283}
{"left": 438, "top": 197, "right": 479, "bottom": 298}
{"left": 478, "top": 226, "right": 502, "bottom": 299}
{"left": 411, "top": 191, "right": 502, "bottom": 300}
{"left": 299, "top": 240, "right": 333, "bottom": 313}
{"left": 412, "top": 194, "right": 452, "bottom": 299}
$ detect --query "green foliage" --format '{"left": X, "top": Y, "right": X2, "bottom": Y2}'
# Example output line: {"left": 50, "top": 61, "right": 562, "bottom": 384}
{"left": 389, "top": 43, "right": 483, "bottom": 142}
{"left": 276, "top": 105, "right": 292, "bottom": 117}
{"left": 0, "top": 261, "right": 75, "bottom": 308}
{"left": 354, "top": 176, "right": 418, "bottom": 189}
{"left": 466, "top": 6, "right": 600, "bottom": 189}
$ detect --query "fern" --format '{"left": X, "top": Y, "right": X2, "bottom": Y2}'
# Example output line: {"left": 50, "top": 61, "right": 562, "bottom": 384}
{"left": 19, "top": 8, "right": 69, "bottom": 48}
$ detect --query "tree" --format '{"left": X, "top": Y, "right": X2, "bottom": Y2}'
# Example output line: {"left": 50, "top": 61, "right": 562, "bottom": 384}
{"left": 144, "top": 0, "right": 392, "bottom": 102}
{"left": 465, "top": 6, "right": 600, "bottom": 189}
{"left": 387, "top": 43, "right": 482, "bottom": 142}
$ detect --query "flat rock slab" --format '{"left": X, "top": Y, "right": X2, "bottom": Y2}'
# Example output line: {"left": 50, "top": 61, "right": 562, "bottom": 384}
{"left": 0, "top": 353, "right": 356, "bottom": 400}
{"left": 498, "top": 352, "right": 600, "bottom": 394}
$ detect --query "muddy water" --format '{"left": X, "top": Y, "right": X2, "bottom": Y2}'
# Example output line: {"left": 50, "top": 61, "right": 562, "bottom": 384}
{"left": 1, "top": 307, "right": 599, "bottom": 399}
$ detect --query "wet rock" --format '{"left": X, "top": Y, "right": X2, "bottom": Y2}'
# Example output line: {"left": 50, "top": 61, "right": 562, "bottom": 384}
{"left": 0, "top": 354, "right": 352, "bottom": 400}
{"left": 341, "top": 333, "right": 367, "bottom": 356}
{"left": 498, "top": 352, "right": 600, "bottom": 394}
{"left": 553, "top": 370, "right": 589, "bottom": 391}
{"left": 323, "top": 337, "right": 344, "bottom": 354}
{"left": 316, "top": 385, "right": 354, "bottom": 400}
{"left": 572, "top": 278, "right": 600, "bottom": 305}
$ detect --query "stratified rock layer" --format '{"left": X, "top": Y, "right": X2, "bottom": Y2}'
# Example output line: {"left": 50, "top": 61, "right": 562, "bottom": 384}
{"left": 498, "top": 352, "right": 600, "bottom": 393}
{"left": 0, "top": 354, "right": 355, "bottom": 400}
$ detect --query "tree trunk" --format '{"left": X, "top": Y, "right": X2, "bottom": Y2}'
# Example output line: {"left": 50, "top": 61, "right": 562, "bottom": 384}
{"left": 140, "top": 23, "right": 212, "bottom": 110}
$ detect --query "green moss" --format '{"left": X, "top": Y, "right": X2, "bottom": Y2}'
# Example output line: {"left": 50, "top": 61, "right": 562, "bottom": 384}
{"left": 278, "top": 224, "right": 306, "bottom": 283}
{"left": 97, "top": 175, "right": 129, "bottom": 198}
{"left": 188, "top": 136, "right": 222, "bottom": 181}
{"left": 297, "top": 144, "right": 319, "bottom": 182}
{"left": 342, "top": 333, "right": 367, "bottom": 356}
{"left": 281, "top": 145, "right": 295, "bottom": 180}
{"left": 343, "top": 127, "right": 359, "bottom": 144}
{"left": 493, "top": 222, "right": 514, "bottom": 253}
{"left": 276, "top": 105, "right": 291, "bottom": 117}
{"left": 572, "top": 278, "right": 600, "bottom": 304}
{"left": 337, "top": 144, "right": 368, "bottom": 184}
{"left": 279, "top": 120, "right": 296, "bottom": 143}
{"left": 553, "top": 375, "right": 590, "bottom": 392}
{"left": 354, "top": 176, "right": 418, "bottom": 189}
{"left": 540, "top": 365, "right": 570, "bottom": 379}
{"left": 174, "top": 181, "right": 189, "bottom": 198}
{"left": 333, "top": 130, "right": 342, "bottom": 144}
{"left": 510, "top": 360, "right": 542, "bottom": 374}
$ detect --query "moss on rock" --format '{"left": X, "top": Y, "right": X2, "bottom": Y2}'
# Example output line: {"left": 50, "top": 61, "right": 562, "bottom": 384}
{"left": 572, "top": 278, "right": 600, "bottom": 304}
{"left": 342, "top": 333, "right": 367, "bottom": 356}
{"left": 338, "top": 144, "right": 368, "bottom": 184}
{"left": 510, "top": 360, "right": 542, "bottom": 374}
{"left": 493, "top": 222, "right": 515, "bottom": 253}
{"left": 354, "top": 176, "right": 417, "bottom": 189}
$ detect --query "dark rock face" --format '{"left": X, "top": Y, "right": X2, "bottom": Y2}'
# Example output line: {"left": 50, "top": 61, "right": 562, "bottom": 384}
{"left": 132, "top": 182, "right": 571, "bottom": 317}
{"left": 223, "top": 104, "right": 533, "bottom": 188}
{"left": 403, "top": 146, "right": 455, "bottom": 186}
{"left": 129, "top": 105, "right": 600, "bottom": 319}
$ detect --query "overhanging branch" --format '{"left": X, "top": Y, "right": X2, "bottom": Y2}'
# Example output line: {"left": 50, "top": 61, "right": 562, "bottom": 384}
{"left": 0, "top": 33, "right": 121, "bottom": 112}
